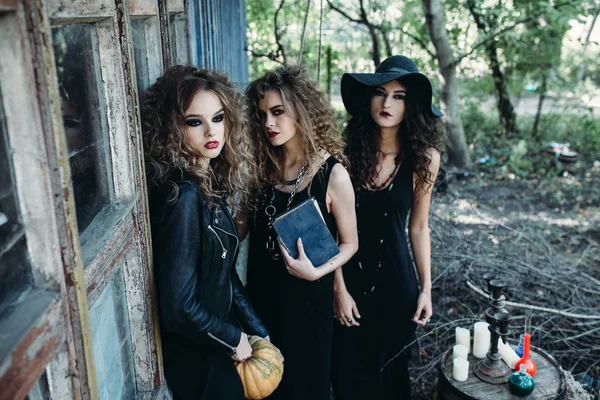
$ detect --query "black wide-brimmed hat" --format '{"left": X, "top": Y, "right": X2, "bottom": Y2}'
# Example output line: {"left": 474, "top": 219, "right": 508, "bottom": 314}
{"left": 341, "top": 55, "right": 443, "bottom": 118}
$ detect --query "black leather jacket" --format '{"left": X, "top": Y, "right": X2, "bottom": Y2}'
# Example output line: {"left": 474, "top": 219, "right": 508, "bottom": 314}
{"left": 149, "top": 174, "right": 269, "bottom": 358}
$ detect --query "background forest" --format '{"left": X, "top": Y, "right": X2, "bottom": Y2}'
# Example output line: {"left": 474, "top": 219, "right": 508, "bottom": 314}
{"left": 246, "top": 1, "right": 600, "bottom": 398}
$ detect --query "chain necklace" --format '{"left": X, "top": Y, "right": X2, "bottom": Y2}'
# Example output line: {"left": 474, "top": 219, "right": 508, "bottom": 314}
{"left": 264, "top": 163, "right": 307, "bottom": 260}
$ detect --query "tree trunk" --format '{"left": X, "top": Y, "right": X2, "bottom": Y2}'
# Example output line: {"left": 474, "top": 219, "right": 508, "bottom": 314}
{"left": 274, "top": 0, "right": 288, "bottom": 66}
{"left": 326, "top": 46, "right": 332, "bottom": 101}
{"left": 487, "top": 43, "right": 518, "bottom": 134}
{"left": 467, "top": 0, "right": 518, "bottom": 135}
{"left": 381, "top": 29, "right": 392, "bottom": 57}
{"left": 358, "top": 0, "right": 380, "bottom": 67}
{"left": 577, "top": 2, "right": 600, "bottom": 81}
{"left": 532, "top": 70, "right": 548, "bottom": 139}
{"left": 423, "top": 0, "right": 470, "bottom": 168}
{"left": 366, "top": 23, "right": 381, "bottom": 67}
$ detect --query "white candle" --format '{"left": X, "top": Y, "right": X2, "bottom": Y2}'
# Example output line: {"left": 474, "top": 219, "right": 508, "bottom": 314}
{"left": 455, "top": 327, "right": 471, "bottom": 353}
{"left": 453, "top": 344, "right": 468, "bottom": 360}
{"left": 498, "top": 340, "right": 520, "bottom": 369}
{"left": 453, "top": 358, "right": 469, "bottom": 382}
{"left": 473, "top": 322, "right": 491, "bottom": 359}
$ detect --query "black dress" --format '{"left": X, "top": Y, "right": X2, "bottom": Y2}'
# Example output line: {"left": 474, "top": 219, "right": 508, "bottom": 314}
{"left": 246, "top": 157, "right": 339, "bottom": 400}
{"left": 332, "top": 161, "right": 418, "bottom": 400}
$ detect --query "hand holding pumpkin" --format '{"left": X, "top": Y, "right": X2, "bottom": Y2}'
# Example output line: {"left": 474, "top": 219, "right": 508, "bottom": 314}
{"left": 232, "top": 332, "right": 253, "bottom": 362}
{"left": 235, "top": 335, "right": 284, "bottom": 400}
{"left": 278, "top": 238, "right": 322, "bottom": 281}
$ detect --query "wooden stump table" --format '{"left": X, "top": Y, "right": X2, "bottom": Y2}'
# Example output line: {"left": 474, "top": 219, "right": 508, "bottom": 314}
{"left": 437, "top": 344, "right": 566, "bottom": 400}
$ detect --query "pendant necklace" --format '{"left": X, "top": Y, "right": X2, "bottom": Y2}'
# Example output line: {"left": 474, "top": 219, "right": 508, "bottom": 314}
{"left": 264, "top": 163, "right": 307, "bottom": 260}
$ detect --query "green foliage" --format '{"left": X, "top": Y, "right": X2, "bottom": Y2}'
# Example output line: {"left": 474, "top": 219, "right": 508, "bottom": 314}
{"left": 246, "top": 0, "right": 355, "bottom": 89}
{"left": 247, "top": 0, "right": 600, "bottom": 182}
{"left": 508, "top": 140, "right": 533, "bottom": 177}
{"left": 461, "top": 101, "right": 600, "bottom": 181}
{"left": 529, "top": 112, "right": 600, "bottom": 154}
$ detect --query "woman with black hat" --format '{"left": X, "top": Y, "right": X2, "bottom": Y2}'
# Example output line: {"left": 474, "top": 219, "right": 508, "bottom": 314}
{"left": 332, "top": 55, "right": 442, "bottom": 399}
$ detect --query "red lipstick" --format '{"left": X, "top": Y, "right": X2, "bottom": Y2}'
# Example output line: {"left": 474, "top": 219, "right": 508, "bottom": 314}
{"left": 267, "top": 130, "right": 279, "bottom": 139}
{"left": 379, "top": 111, "right": 392, "bottom": 118}
{"left": 204, "top": 141, "right": 219, "bottom": 149}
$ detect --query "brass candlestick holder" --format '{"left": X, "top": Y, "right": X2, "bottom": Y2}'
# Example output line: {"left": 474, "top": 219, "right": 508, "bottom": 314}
{"left": 474, "top": 274, "right": 513, "bottom": 384}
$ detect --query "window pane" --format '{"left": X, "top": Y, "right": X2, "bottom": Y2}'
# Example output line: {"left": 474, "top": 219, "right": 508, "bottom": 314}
{"left": 52, "top": 24, "right": 111, "bottom": 233}
{"left": 89, "top": 266, "right": 135, "bottom": 399}
{"left": 131, "top": 19, "right": 151, "bottom": 104}
{"left": 0, "top": 88, "right": 32, "bottom": 308}
{"left": 169, "top": 13, "right": 189, "bottom": 65}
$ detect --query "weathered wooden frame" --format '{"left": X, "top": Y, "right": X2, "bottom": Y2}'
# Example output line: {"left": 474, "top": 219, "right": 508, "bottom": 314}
{"left": 0, "top": 3, "right": 95, "bottom": 398}
{"left": 0, "top": 0, "right": 172, "bottom": 398}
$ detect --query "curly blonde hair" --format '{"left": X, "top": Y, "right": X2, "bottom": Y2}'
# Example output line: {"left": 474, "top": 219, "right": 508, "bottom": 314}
{"left": 143, "top": 66, "right": 258, "bottom": 212}
{"left": 245, "top": 65, "right": 345, "bottom": 185}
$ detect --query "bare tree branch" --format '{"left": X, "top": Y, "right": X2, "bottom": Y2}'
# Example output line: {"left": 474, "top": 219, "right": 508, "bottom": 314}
{"left": 328, "top": 0, "right": 435, "bottom": 59}
{"left": 317, "top": 0, "right": 325, "bottom": 81}
{"left": 467, "top": 280, "right": 600, "bottom": 320}
{"left": 380, "top": 29, "right": 392, "bottom": 57}
{"left": 388, "top": 27, "right": 436, "bottom": 58}
{"left": 298, "top": 0, "right": 312, "bottom": 64}
{"left": 274, "top": 0, "right": 288, "bottom": 65}
{"left": 325, "top": 0, "right": 361, "bottom": 23}
{"left": 327, "top": 0, "right": 381, "bottom": 66}
{"left": 246, "top": 49, "right": 285, "bottom": 65}
{"left": 358, "top": 0, "right": 381, "bottom": 66}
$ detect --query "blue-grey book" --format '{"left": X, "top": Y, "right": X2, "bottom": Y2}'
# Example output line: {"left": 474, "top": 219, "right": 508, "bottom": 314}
{"left": 272, "top": 197, "right": 340, "bottom": 266}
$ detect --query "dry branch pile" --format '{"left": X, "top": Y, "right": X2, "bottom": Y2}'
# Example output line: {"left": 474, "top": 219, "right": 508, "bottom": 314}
{"left": 409, "top": 193, "right": 599, "bottom": 399}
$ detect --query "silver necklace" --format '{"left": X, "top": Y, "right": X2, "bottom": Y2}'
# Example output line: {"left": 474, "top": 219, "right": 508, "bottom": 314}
{"left": 265, "top": 163, "right": 307, "bottom": 260}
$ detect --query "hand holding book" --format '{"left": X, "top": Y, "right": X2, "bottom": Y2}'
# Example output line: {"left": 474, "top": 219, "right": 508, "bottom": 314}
{"left": 278, "top": 238, "right": 324, "bottom": 281}
{"left": 271, "top": 197, "right": 341, "bottom": 281}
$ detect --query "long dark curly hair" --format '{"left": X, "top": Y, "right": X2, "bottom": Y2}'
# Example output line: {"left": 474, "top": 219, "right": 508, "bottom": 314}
{"left": 245, "top": 65, "right": 345, "bottom": 186}
{"left": 345, "top": 81, "right": 441, "bottom": 194}
{"left": 143, "top": 66, "right": 258, "bottom": 212}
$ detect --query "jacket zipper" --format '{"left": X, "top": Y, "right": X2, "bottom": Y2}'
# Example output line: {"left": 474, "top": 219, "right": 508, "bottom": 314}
{"left": 213, "top": 212, "right": 240, "bottom": 314}
{"left": 208, "top": 225, "right": 227, "bottom": 259}
{"left": 207, "top": 332, "right": 236, "bottom": 355}
{"left": 212, "top": 224, "right": 239, "bottom": 260}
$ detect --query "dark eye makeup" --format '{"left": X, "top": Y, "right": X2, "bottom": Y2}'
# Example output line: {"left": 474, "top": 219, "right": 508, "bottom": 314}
{"left": 186, "top": 119, "right": 202, "bottom": 127}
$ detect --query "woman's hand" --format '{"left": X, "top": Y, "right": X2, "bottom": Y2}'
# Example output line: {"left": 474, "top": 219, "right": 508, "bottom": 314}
{"left": 334, "top": 288, "right": 361, "bottom": 327}
{"left": 279, "top": 238, "right": 321, "bottom": 281}
{"left": 412, "top": 291, "right": 433, "bottom": 327}
{"left": 232, "top": 332, "right": 253, "bottom": 362}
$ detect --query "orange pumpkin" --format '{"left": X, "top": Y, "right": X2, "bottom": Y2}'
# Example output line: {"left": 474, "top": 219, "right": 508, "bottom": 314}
{"left": 235, "top": 336, "right": 284, "bottom": 399}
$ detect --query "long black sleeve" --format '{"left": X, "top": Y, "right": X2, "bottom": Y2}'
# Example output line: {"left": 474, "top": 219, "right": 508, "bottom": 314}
{"left": 231, "top": 267, "right": 269, "bottom": 338}
{"left": 154, "top": 183, "right": 241, "bottom": 353}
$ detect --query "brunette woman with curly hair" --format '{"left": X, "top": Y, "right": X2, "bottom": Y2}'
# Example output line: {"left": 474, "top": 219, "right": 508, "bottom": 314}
{"left": 244, "top": 66, "right": 358, "bottom": 400}
{"left": 331, "top": 56, "right": 442, "bottom": 399}
{"left": 143, "top": 66, "right": 270, "bottom": 400}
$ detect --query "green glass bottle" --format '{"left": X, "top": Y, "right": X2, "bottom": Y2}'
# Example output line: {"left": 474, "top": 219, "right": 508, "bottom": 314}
{"left": 509, "top": 365, "right": 535, "bottom": 396}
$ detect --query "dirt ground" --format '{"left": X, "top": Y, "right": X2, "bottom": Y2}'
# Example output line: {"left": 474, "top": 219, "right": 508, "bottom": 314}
{"left": 409, "top": 160, "right": 600, "bottom": 399}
